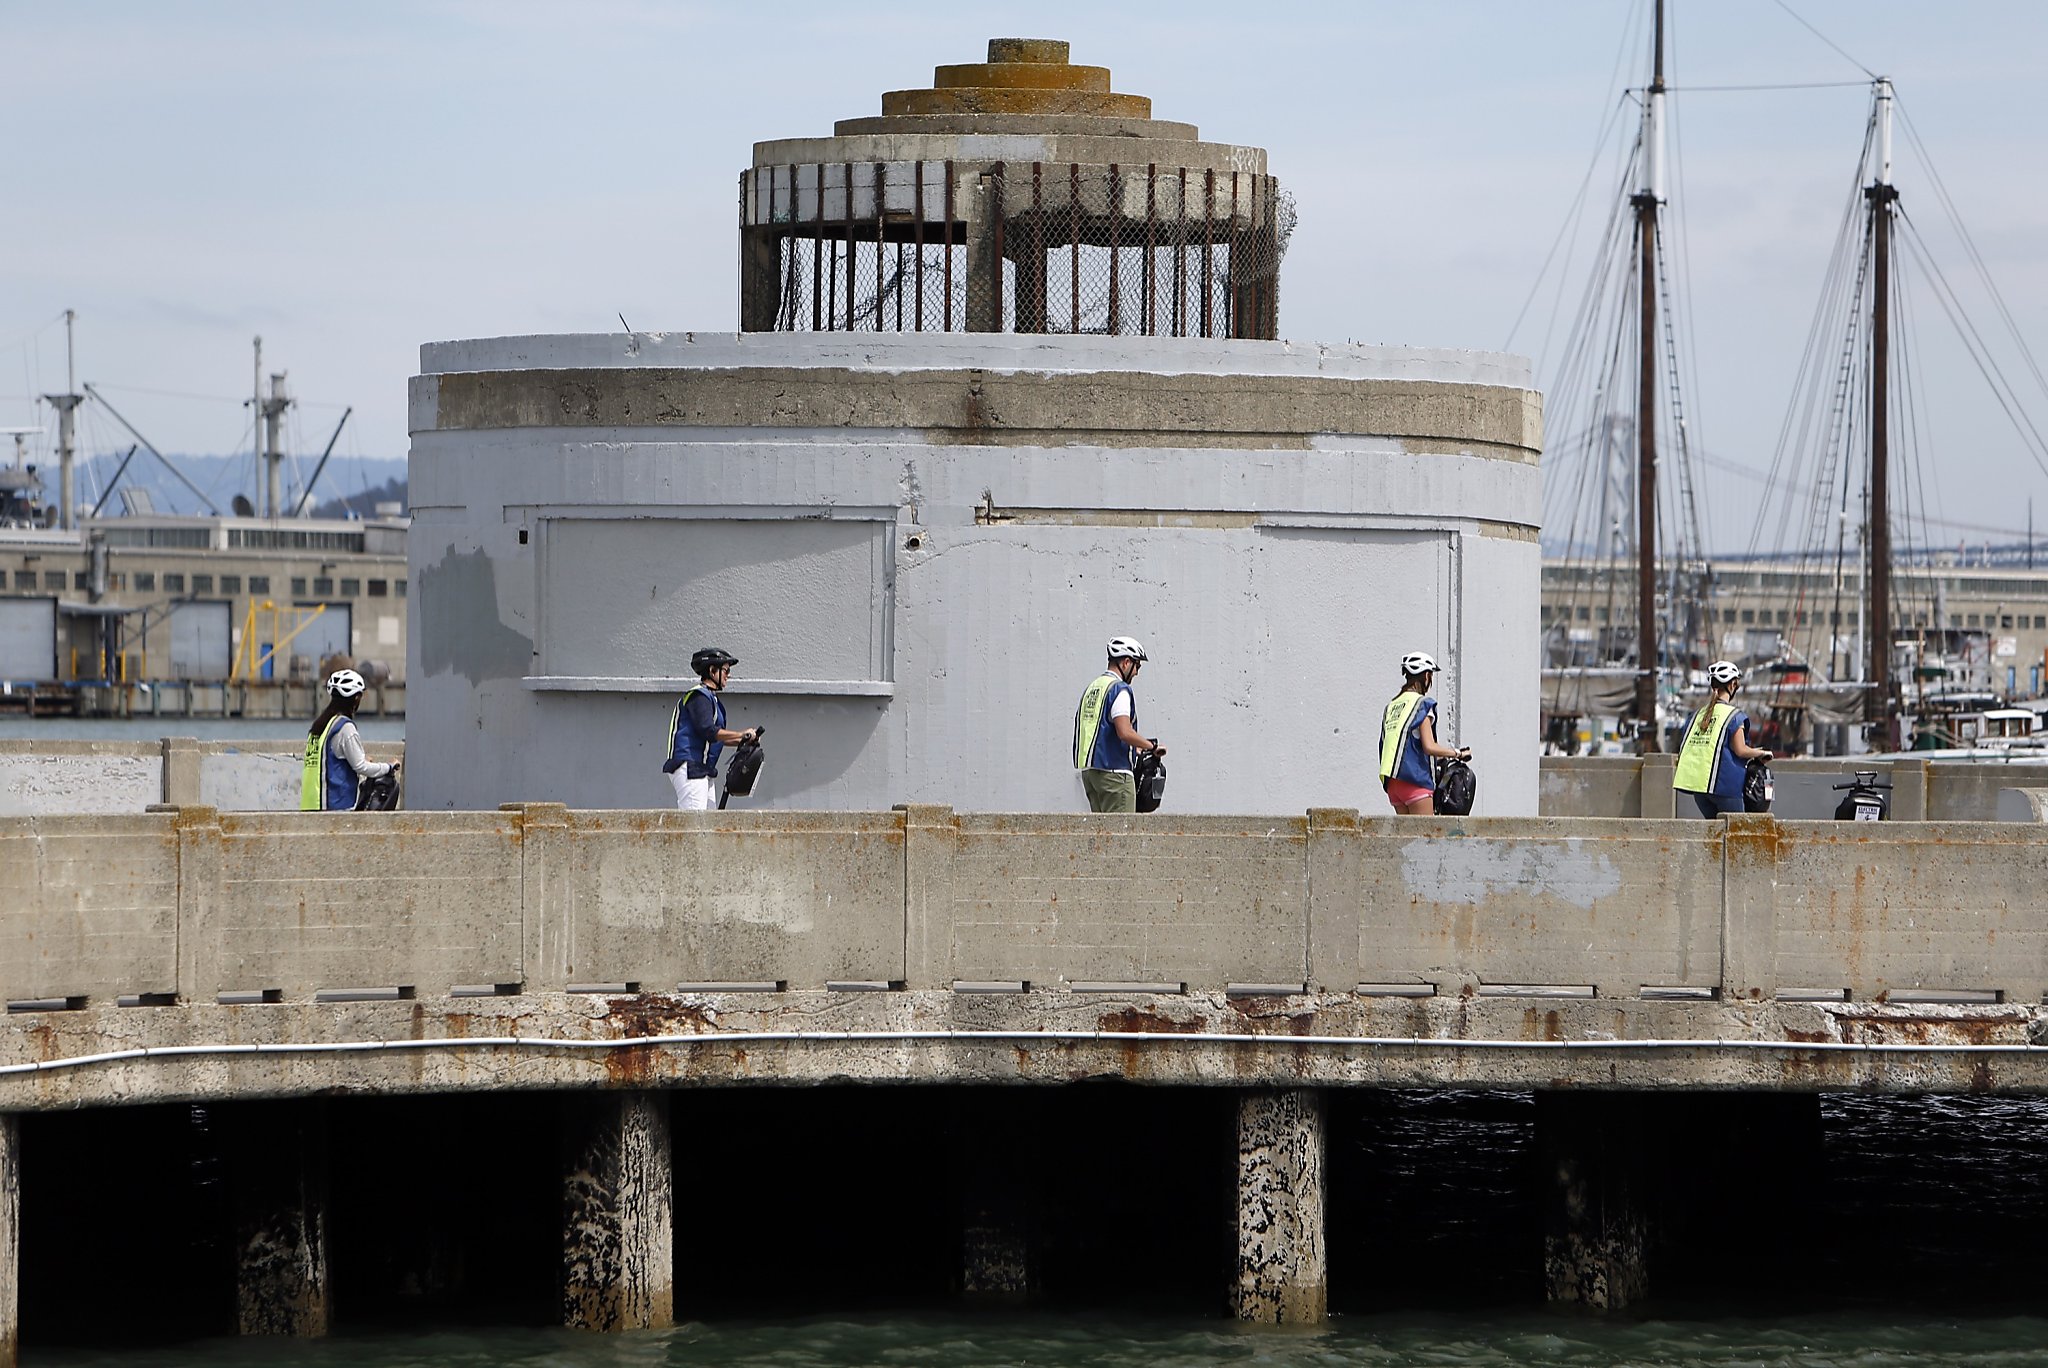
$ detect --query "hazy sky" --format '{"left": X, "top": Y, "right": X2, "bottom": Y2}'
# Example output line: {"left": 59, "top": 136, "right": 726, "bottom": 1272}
{"left": 5, "top": 1, "right": 2045, "bottom": 552}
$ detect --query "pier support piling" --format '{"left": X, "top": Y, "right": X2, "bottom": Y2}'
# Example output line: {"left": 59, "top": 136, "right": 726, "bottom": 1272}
{"left": 1538, "top": 1092, "right": 1649, "bottom": 1309}
{"left": 561, "top": 1091, "right": 674, "bottom": 1332}
{"left": 1235, "top": 1087, "right": 1326, "bottom": 1323}
{"left": 229, "top": 1100, "right": 330, "bottom": 1336}
{"left": 1, "top": 1115, "right": 17, "bottom": 1368}
{"left": 953, "top": 1093, "right": 1034, "bottom": 1297}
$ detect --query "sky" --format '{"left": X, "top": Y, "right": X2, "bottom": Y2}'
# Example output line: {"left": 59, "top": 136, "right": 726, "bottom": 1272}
{"left": 4, "top": 1, "right": 2046, "bottom": 554}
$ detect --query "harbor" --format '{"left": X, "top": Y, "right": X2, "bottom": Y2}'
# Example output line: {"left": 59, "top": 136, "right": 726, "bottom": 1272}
{"left": 9, "top": 3, "right": 2048, "bottom": 1365}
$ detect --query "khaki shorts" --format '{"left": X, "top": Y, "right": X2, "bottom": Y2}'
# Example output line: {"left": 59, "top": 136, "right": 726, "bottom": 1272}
{"left": 1082, "top": 769, "right": 1137, "bottom": 813}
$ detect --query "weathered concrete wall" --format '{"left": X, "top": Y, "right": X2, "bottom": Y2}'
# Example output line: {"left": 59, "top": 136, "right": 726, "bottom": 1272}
{"left": 0, "top": 738, "right": 402, "bottom": 816}
{"left": 407, "top": 333, "right": 1543, "bottom": 818}
{"left": 10, "top": 806, "right": 2048, "bottom": 1007}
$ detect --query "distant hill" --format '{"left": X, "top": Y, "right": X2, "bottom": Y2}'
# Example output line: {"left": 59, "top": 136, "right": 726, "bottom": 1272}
{"left": 67, "top": 451, "right": 406, "bottom": 519}
{"left": 311, "top": 476, "right": 408, "bottom": 520}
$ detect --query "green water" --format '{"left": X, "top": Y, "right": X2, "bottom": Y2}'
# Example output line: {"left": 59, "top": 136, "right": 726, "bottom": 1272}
{"left": 31, "top": 1310, "right": 2048, "bottom": 1368}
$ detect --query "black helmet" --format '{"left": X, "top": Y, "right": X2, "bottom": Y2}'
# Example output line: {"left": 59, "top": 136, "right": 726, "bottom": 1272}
{"left": 691, "top": 647, "right": 738, "bottom": 677}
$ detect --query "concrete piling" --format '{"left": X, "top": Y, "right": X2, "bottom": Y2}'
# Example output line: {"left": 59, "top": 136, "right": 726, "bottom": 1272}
{"left": 954, "top": 1094, "right": 1034, "bottom": 1297}
{"left": 1235, "top": 1088, "right": 1326, "bottom": 1323}
{"left": 1, "top": 1115, "right": 17, "bottom": 1368}
{"left": 228, "top": 1100, "right": 331, "bottom": 1336}
{"left": 1538, "top": 1092, "right": 1649, "bottom": 1309}
{"left": 561, "top": 1091, "right": 674, "bottom": 1332}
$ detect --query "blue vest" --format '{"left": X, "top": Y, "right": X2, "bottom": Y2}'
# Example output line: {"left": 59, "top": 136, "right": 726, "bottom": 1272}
{"left": 663, "top": 685, "right": 726, "bottom": 778}
{"left": 1381, "top": 693, "right": 1438, "bottom": 789}
{"left": 304, "top": 716, "right": 363, "bottom": 811}
{"left": 1075, "top": 675, "right": 1137, "bottom": 772}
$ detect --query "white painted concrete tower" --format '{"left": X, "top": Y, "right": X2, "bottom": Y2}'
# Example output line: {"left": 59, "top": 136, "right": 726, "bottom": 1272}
{"left": 408, "top": 40, "right": 1543, "bottom": 814}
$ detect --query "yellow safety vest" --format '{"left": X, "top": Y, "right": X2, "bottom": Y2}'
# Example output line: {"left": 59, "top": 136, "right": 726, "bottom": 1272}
{"left": 1674, "top": 702, "right": 1737, "bottom": 794}
{"left": 300, "top": 716, "right": 343, "bottom": 811}
{"left": 1379, "top": 691, "right": 1425, "bottom": 783}
{"left": 1073, "top": 674, "right": 1114, "bottom": 770}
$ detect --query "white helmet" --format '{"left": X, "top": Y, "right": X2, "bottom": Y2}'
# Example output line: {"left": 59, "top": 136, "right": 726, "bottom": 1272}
{"left": 326, "top": 668, "right": 367, "bottom": 699}
{"left": 1106, "top": 636, "right": 1148, "bottom": 662}
{"left": 1401, "top": 651, "right": 1437, "bottom": 677}
{"left": 1708, "top": 660, "right": 1742, "bottom": 686}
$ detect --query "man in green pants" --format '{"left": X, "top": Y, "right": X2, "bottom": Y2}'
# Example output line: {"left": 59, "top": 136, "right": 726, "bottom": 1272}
{"left": 1072, "top": 636, "right": 1167, "bottom": 812}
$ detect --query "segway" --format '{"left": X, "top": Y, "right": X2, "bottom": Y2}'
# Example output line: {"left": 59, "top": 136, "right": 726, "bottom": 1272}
{"left": 1832, "top": 771, "right": 1891, "bottom": 822}
{"left": 718, "top": 727, "right": 765, "bottom": 810}
{"left": 354, "top": 767, "right": 402, "bottom": 812}
{"left": 1432, "top": 751, "right": 1477, "bottom": 816}
{"left": 1742, "top": 757, "right": 1774, "bottom": 813}
{"left": 1133, "top": 741, "right": 1167, "bottom": 813}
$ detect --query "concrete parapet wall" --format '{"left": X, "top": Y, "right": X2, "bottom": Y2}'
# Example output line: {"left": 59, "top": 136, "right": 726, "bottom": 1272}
{"left": 6, "top": 807, "right": 2048, "bottom": 1011}
{"left": 0, "top": 739, "right": 403, "bottom": 816}
{"left": 1535, "top": 755, "right": 2048, "bottom": 821}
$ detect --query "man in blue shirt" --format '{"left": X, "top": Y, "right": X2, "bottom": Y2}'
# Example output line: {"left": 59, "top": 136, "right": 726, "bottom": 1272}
{"left": 661, "top": 647, "right": 759, "bottom": 810}
{"left": 1072, "top": 636, "right": 1166, "bottom": 813}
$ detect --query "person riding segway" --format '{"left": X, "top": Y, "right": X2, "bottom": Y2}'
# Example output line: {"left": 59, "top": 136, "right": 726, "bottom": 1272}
{"left": 661, "top": 647, "right": 760, "bottom": 811}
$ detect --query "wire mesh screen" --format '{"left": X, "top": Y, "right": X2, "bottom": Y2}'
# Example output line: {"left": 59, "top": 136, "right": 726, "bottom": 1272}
{"left": 746, "top": 160, "right": 1292, "bottom": 339}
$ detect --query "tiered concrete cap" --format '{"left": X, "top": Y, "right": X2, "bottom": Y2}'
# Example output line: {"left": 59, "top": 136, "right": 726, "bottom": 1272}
{"left": 883, "top": 38, "right": 1150, "bottom": 120}
{"left": 830, "top": 38, "right": 1199, "bottom": 140}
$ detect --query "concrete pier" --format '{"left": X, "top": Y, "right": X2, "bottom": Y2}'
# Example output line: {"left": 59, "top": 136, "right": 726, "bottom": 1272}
{"left": 561, "top": 1091, "right": 674, "bottom": 1331}
{"left": 1538, "top": 1093, "right": 1649, "bottom": 1309}
{"left": 1235, "top": 1088, "right": 1326, "bottom": 1323}
{"left": 228, "top": 1101, "right": 330, "bottom": 1336}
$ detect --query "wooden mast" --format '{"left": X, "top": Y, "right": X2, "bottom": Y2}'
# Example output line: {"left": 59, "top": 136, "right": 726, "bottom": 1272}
{"left": 1866, "top": 78, "right": 1897, "bottom": 737}
{"left": 1632, "top": 0, "right": 1666, "bottom": 750}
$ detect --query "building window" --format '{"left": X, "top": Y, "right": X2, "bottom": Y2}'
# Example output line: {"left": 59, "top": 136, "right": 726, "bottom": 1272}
{"left": 1741, "top": 610, "right": 1755, "bottom": 624}
{"left": 1776, "top": 610, "right": 1789, "bottom": 625}
{"left": 395, "top": 579, "right": 407, "bottom": 598}
{"left": 135, "top": 571, "right": 155, "bottom": 591}
{"left": 220, "top": 575, "right": 241, "bottom": 595}
{"left": 1595, "top": 606, "right": 1609, "bottom": 622}
{"left": 1968, "top": 614, "right": 1981, "bottom": 626}
{"left": 2036, "top": 616, "right": 2046, "bottom": 629}
{"left": 163, "top": 573, "right": 185, "bottom": 592}
{"left": 2003, "top": 615, "right": 2015, "bottom": 629}
{"left": 249, "top": 575, "right": 270, "bottom": 595}
{"left": 1796, "top": 610, "right": 1808, "bottom": 625}
{"left": 44, "top": 570, "right": 65, "bottom": 590}
{"left": 290, "top": 577, "right": 307, "bottom": 596}
{"left": 191, "top": 574, "right": 213, "bottom": 594}
{"left": 73, "top": 571, "right": 89, "bottom": 590}
{"left": 312, "top": 577, "right": 334, "bottom": 596}
{"left": 1576, "top": 605, "right": 1589, "bottom": 621}
{"left": 368, "top": 579, "right": 388, "bottom": 597}
{"left": 340, "top": 577, "right": 360, "bottom": 597}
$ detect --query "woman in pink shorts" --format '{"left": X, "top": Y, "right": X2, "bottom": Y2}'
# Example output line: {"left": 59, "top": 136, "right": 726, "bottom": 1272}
{"left": 1378, "top": 651, "right": 1472, "bottom": 815}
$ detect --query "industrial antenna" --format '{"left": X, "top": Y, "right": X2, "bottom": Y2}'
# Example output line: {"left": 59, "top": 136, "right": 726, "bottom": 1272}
{"left": 40, "top": 309, "right": 82, "bottom": 530}
{"left": 249, "top": 336, "right": 294, "bottom": 518}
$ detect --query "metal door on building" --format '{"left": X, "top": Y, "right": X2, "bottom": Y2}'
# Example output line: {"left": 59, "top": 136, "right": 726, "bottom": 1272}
{"left": 290, "top": 603, "right": 352, "bottom": 676}
{"left": 0, "top": 597, "right": 57, "bottom": 682}
{"left": 167, "top": 601, "right": 232, "bottom": 680}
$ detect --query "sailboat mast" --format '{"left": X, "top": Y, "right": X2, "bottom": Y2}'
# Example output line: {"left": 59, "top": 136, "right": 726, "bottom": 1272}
{"left": 1867, "top": 78, "right": 1897, "bottom": 732}
{"left": 1632, "top": 0, "right": 1666, "bottom": 749}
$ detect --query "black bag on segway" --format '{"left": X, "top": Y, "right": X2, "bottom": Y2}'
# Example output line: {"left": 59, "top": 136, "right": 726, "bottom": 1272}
{"left": 1432, "top": 757, "right": 1477, "bottom": 816}
{"left": 354, "top": 770, "right": 402, "bottom": 812}
{"left": 1133, "top": 745, "right": 1166, "bottom": 813}
{"left": 718, "top": 729, "right": 765, "bottom": 809}
{"left": 1742, "top": 757, "right": 1774, "bottom": 814}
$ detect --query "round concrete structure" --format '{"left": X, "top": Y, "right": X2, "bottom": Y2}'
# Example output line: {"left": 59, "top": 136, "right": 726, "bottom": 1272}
{"left": 406, "top": 331, "right": 1542, "bottom": 813}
